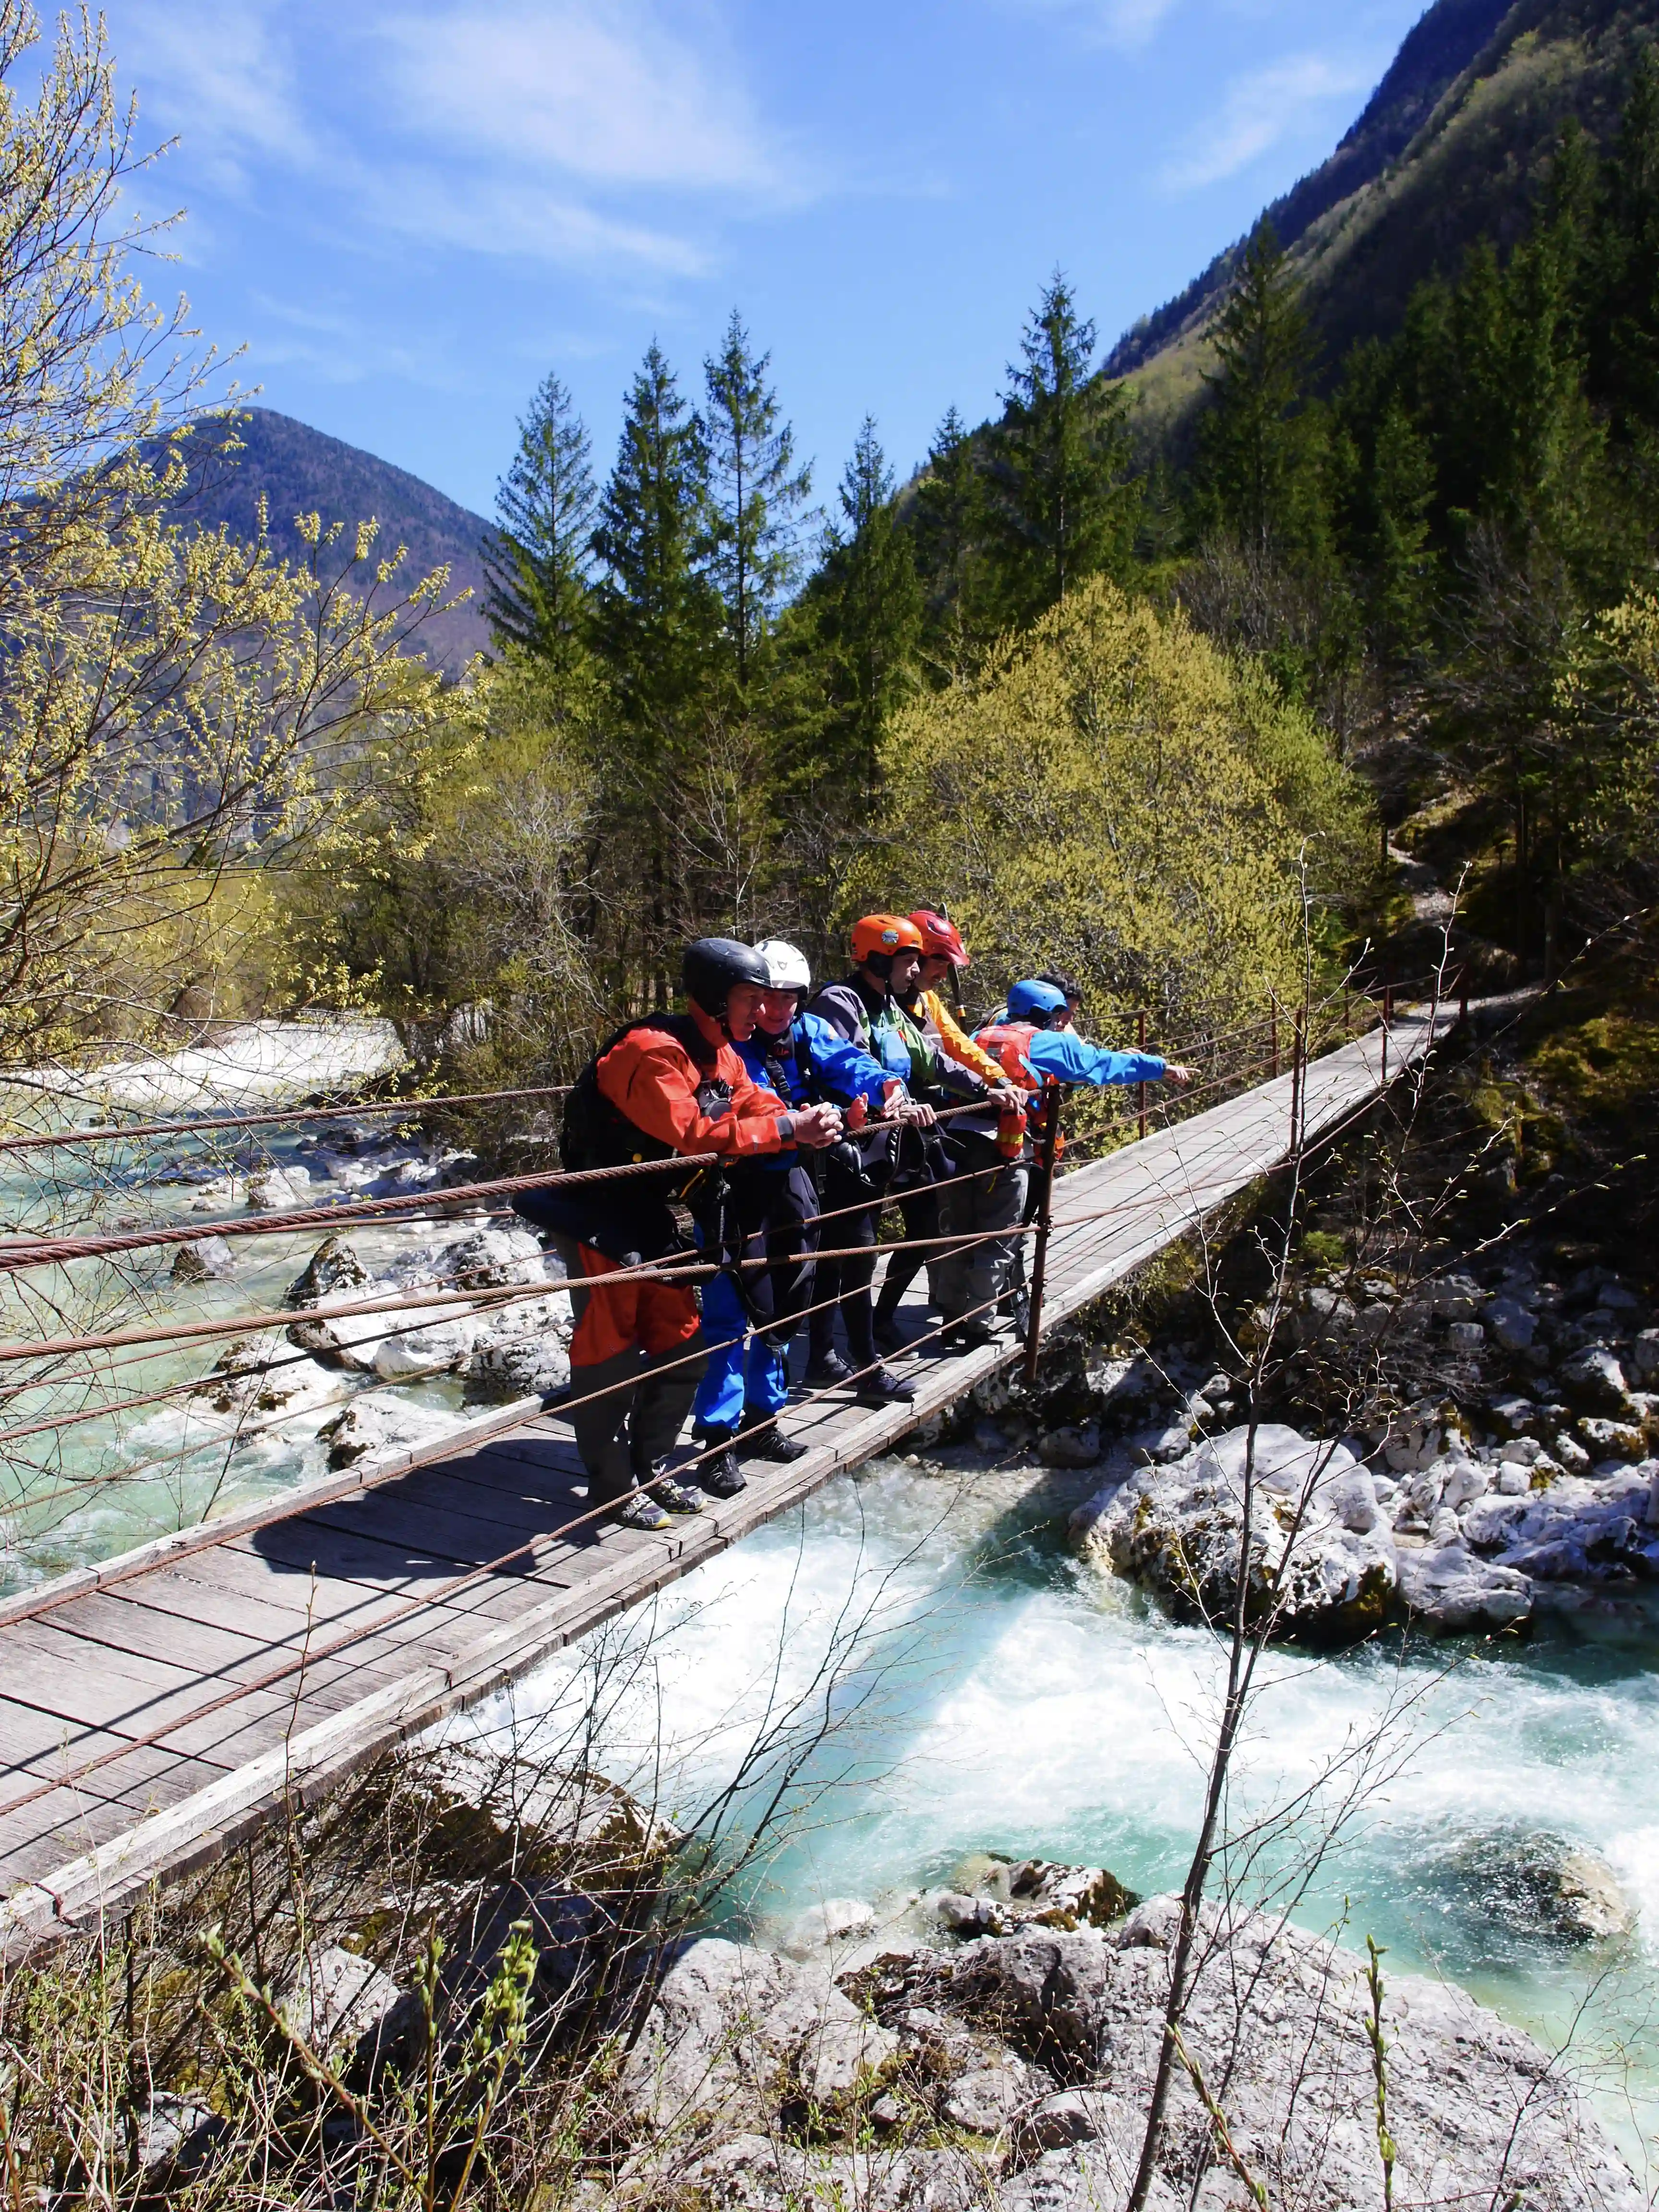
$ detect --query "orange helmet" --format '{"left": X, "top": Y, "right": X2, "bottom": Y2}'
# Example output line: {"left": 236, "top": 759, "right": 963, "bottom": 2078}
{"left": 910, "top": 908, "right": 969, "bottom": 969}
{"left": 850, "top": 913, "right": 924, "bottom": 963}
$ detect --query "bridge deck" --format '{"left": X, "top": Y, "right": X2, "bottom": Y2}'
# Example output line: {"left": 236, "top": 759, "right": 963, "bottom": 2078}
{"left": 0, "top": 1012, "right": 1446, "bottom": 1948}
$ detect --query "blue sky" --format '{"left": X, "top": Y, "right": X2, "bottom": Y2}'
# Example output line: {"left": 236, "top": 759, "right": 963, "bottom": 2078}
{"left": 103, "top": 0, "right": 1431, "bottom": 523}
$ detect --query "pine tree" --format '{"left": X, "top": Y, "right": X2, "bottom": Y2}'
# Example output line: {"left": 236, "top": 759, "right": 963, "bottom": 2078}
{"left": 809, "top": 418, "right": 923, "bottom": 793}
{"left": 910, "top": 405, "right": 995, "bottom": 676}
{"left": 1590, "top": 50, "right": 1659, "bottom": 443}
{"left": 984, "top": 273, "right": 1138, "bottom": 624}
{"left": 701, "top": 310, "right": 812, "bottom": 691}
{"left": 590, "top": 341, "right": 718, "bottom": 721}
{"left": 481, "top": 372, "right": 597, "bottom": 674}
{"left": 1193, "top": 222, "right": 1323, "bottom": 558}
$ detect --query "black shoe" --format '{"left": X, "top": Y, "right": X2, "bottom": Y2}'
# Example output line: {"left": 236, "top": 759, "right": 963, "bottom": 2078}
{"left": 697, "top": 1447, "right": 747, "bottom": 1499}
{"left": 856, "top": 1364, "right": 916, "bottom": 1405}
{"left": 645, "top": 1473, "right": 705, "bottom": 1514}
{"left": 805, "top": 1351, "right": 856, "bottom": 1388}
{"left": 745, "top": 1420, "right": 810, "bottom": 1463}
{"left": 615, "top": 1494, "right": 673, "bottom": 1531}
{"left": 872, "top": 1310, "right": 903, "bottom": 1354}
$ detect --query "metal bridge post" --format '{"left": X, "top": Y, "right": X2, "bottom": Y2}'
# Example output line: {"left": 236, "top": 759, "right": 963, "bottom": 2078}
{"left": 1137, "top": 1007, "right": 1148, "bottom": 1141}
{"left": 1022, "top": 1082, "right": 1064, "bottom": 1387}
{"left": 1292, "top": 1008, "right": 1306, "bottom": 1147}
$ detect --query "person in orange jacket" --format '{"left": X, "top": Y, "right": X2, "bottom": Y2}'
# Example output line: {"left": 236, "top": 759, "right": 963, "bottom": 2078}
{"left": 517, "top": 938, "right": 841, "bottom": 1529}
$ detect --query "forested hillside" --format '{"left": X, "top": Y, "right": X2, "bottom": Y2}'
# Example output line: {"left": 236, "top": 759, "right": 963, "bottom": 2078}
{"left": 1121, "top": 0, "right": 1659, "bottom": 448}
{"left": 1107, "top": 0, "right": 1515, "bottom": 378}
{"left": 328, "top": 33, "right": 1659, "bottom": 1096}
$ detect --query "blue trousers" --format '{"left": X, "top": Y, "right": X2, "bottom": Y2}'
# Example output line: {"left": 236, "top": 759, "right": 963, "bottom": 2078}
{"left": 691, "top": 1160, "right": 818, "bottom": 1436}
{"left": 693, "top": 1267, "right": 788, "bottom": 1432}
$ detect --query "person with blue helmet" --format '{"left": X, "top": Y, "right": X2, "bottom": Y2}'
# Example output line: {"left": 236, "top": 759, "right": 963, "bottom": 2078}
{"left": 930, "top": 978, "right": 1193, "bottom": 1343}
{"left": 689, "top": 937, "right": 925, "bottom": 1493}
{"left": 988, "top": 978, "right": 1196, "bottom": 1091}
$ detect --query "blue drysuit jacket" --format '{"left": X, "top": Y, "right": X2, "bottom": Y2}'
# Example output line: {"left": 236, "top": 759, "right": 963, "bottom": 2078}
{"left": 740, "top": 1012, "right": 896, "bottom": 1120}
{"left": 983, "top": 1025, "right": 1167, "bottom": 1092}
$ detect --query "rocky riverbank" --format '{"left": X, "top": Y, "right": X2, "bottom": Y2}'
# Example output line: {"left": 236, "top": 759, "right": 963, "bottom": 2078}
{"left": 610, "top": 1856, "right": 1642, "bottom": 2210}
{"left": 944, "top": 1238, "right": 1659, "bottom": 1641}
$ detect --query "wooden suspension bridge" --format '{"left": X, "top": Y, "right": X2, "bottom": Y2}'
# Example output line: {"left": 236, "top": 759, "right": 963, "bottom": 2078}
{"left": 0, "top": 1005, "right": 1454, "bottom": 1952}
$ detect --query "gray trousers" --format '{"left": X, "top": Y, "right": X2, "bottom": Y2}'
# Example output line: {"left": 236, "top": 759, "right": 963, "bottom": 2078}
{"left": 934, "top": 1161, "right": 1028, "bottom": 1323}
{"left": 549, "top": 1233, "right": 709, "bottom": 1507}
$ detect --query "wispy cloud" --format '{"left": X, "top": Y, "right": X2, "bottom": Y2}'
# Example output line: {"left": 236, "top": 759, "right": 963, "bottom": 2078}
{"left": 117, "top": 0, "right": 318, "bottom": 188}
{"left": 1159, "top": 50, "right": 1373, "bottom": 190}
{"left": 377, "top": 2, "right": 788, "bottom": 192}
{"left": 114, "top": 0, "right": 797, "bottom": 275}
{"left": 360, "top": 168, "right": 714, "bottom": 276}
{"left": 1006, "top": 0, "right": 1184, "bottom": 52}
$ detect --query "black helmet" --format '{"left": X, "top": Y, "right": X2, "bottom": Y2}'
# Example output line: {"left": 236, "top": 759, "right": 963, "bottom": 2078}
{"left": 683, "top": 936, "right": 769, "bottom": 1021}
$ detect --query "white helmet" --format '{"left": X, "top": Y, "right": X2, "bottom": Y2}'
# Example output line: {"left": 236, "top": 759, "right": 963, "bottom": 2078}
{"left": 754, "top": 938, "right": 811, "bottom": 994}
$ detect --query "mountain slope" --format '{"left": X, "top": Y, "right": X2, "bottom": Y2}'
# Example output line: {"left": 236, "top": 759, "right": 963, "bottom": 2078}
{"left": 1118, "top": 0, "right": 1659, "bottom": 448}
{"left": 174, "top": 407, "right": 491, "bottom": 676}
{"left": 1107, "top": 0, "right": 1515, "bottom": 379}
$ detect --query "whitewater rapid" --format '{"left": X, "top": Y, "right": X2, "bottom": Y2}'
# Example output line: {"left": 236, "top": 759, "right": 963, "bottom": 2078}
{"left": 461, "top": 1448, "right": 1659, "bottom": 2180}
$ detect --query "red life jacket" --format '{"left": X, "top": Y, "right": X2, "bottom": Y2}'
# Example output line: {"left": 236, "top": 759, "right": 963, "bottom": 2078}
{"left": 976, "top": 1022, "right": 1043, "bottom": 1091}
{"left": 976, "top": 1022, "right": 1065, "bottom": 1158}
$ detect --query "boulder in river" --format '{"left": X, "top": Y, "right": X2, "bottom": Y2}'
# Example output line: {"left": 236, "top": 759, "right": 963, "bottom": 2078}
{"left": 1444, "top": 1831, "right": 1635, "bottom": 1943}
{"left": 1394, "top": 1538, "right": 1532, "bottom": 1633}
{"left": 1082, "top": 1424, "right": 1396, "bottom": 1643}
{"left": 171, "top": 1234, "right": 235, "bottom": 1283}
{"left": 320, "top": 1391, "right": 465, "bottom": 1470}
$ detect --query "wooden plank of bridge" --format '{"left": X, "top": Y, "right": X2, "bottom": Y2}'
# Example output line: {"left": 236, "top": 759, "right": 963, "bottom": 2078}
{"left": 0, "top": 1011, "right": 1452, "bottom": 1948}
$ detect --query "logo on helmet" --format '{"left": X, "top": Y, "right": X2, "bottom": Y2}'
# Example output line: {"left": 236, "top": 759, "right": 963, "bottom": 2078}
{"left": 881, "top": 927, "right": 898, "bottom": 947}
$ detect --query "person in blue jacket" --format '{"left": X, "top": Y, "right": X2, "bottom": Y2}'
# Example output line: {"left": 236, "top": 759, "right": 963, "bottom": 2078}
{"left": 690, "top": 938, "right": 920, "bottom": 1494}
{"left": 980, "top": 977, "right": 1195, "bottom": 1094}
{"left": 931, "top": 978, "right": 1194, "bottom": 1341}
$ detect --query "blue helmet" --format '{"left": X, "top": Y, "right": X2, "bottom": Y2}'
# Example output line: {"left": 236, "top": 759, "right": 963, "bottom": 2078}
{"left": 1008, "top": 977, "right": 1068, "bottom": 1024}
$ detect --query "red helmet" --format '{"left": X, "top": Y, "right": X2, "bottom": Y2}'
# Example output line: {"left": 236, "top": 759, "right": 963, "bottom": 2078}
{"left": 910, "top": 908, "right": 969, "bottom": 969}
{"left": 850, "top": 913, "right": 924, "bottom": 963}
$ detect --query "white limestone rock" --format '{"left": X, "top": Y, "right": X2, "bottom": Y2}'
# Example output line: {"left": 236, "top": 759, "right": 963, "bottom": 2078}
{"left": 1084, "top": 1425, "right": 1396, "bottom": 1641}
{"left": 1395, "top": 1539, "right": 1532, "bottom": 1632}
{"left": 320, "top": 1390, "right": 465, "bottom": 1470}
{"left": 620, "top": 1938, "right": 897, "bottom": 2129}
{"left": 878, "top": 1908, "right": 1643, "bottom": 2212}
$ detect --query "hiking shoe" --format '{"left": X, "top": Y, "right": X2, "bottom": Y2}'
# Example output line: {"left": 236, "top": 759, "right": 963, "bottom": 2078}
{"left": 856, "top": 1364, "right": 916, "bottom": 1406}
{"left": 697, "top": 1448, "right": 747, "bottom": 1499}
{"left": 615, "top": 1494, "right": 672, "bottom": 1532}
{"left": 805, "top": 1350, "right": 856, "bottom": 1389}
{"left": 646, "top": 1474, "right": 705, "bottom": 1514}
{"left": 942, "top": 1320, "right": 997, "bottom": 1353}
{"left": 745, "top": 1420, "right": 810, "bottom": 1463}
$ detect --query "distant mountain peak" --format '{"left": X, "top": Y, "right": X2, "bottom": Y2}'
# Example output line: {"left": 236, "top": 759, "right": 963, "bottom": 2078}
{"left": 174, "top": 406, "right": 492, "bottom": 678}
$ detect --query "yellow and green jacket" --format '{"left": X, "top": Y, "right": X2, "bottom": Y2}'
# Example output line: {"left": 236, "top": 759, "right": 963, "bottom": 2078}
{"left": 919, "top": 988, "right": 1008, "bottom": 1088}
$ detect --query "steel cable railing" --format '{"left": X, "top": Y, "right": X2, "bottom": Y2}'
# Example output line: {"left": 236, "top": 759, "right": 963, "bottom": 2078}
{"left": 0, "top": 1269, "right": 1036, "bottom": 1825}
{"left": 0, "top": 988, "right": 1460, "bottom": 1534}
{"left": 0, "top": 1083, "right": 576, "bottom": 1156}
